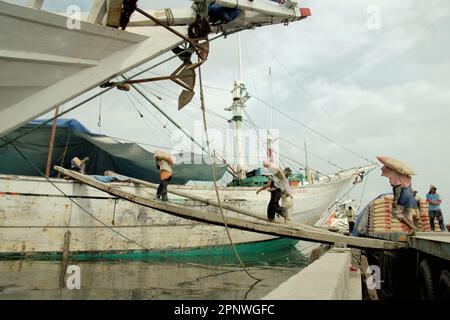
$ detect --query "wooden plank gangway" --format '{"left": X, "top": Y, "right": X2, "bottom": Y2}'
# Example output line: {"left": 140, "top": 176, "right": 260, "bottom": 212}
{"left": 54, "top": 166, "right": 407, "bottom": 251}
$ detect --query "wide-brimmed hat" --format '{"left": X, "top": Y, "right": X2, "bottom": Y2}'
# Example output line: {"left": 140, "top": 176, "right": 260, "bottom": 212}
{"left": 376, "top": 156, "right": 415, "bottom": 176}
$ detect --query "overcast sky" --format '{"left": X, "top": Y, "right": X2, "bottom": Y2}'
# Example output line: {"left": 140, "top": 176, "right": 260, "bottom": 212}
{"left": 7, "top": 0, "right": 450, "bottom": 223}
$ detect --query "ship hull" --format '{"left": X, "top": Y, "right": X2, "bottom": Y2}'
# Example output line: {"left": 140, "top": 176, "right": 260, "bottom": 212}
{"left": 0, "top": 172, "right": 358, "bottom": 258}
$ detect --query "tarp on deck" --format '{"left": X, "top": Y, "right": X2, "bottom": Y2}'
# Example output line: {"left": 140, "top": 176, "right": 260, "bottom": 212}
{"left": 0, "top": 119, "right": 227, "bottom": 184}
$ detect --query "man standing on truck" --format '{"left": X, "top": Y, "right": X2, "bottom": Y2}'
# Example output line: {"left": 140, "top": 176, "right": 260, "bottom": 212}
{"left": 426, "top": 185, "right": 446, "bottom": 232}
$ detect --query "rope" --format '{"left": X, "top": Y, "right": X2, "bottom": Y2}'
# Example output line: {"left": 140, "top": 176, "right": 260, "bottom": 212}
{"left": 250, "top": 93, "right": 376, "bottom": 165}
{"left": 251, "top": 32, "right": 372, "bottom": 161}
{"left": 131, "top": 73, "right": 230, "bottom": 122}
{"left": 192, "top": 1, "right": 209, "bottom": 20}
{"left": 164, "top": 8, "right": 175, "bottom": 26}
{"left": 242, "top": 106, "right": 344, "bottom": 170}
{"left": 359, "top": 167, "right": 371, "bottom": 207}
{"left": 128, "top": 88, "right": 172, "bottom": 131}
{"left": 124, "top": 91, "right": 144, "bottom": 118}
{"left": 97, "top": 94, "right": 102, "bottom": 129}
{"left": 280, "top": 138, "right": 344, "bottom": 170}
{"left": 198, "top": 60, "right": 260, "bottom": 281}
{"left": 56, "top": 131, "right": 71, "bottom": 179}
{"left": 243, "top": 109, "right": 306, "bottom": 169}
{"left": 136, "top": 76, "right": 348, "bottom": 171}
{"left": 327, "top": 166, "right": 375, "bottom": 211}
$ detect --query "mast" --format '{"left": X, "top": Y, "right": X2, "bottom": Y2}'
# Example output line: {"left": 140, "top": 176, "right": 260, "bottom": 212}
{"left": 267, "top": 67, "right": 273, "bottom": 162}
{"left": 304, "top": 139, "right": 312, "bottom": 184}
{"left": 225, "top": 33, "right": 249, "bottom": 180}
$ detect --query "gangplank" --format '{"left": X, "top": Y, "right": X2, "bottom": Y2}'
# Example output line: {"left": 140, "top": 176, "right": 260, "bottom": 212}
{"left": 54, "top": 166, "right": 407, "bottom": 251}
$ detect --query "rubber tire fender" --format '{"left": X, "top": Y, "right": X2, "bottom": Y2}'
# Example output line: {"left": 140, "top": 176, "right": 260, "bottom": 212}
{"left": 418, "top": 259, "right": 435, "bottom": 300}
{"left": 438, "top": 270, "right": 450, "bottom": 300}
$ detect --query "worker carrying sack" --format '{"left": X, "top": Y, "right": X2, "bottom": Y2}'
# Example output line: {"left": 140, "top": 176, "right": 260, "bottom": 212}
{"left": 153, "top": 150, "right": 175, "bottom": 166}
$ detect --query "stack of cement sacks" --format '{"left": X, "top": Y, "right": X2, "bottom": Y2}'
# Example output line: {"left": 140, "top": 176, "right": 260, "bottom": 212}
{"left": 419, "top": 199, "right": 431, "bottom": 232}
{"left": 368, "top": 196, "right": 393, "bottom": 232}
{"left": 368, "top": 195, "right": 433, "bottom": 233}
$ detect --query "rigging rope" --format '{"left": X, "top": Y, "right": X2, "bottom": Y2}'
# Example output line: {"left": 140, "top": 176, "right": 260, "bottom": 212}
{"left": 123, "top": 90, "right": 168, "bottom": 146}
{"left": 56, "top": 131, "right": 71, "bottom": 179}
{"left": 327, "top": 166, "right": 376, "bottom": 211}
{"left": 124, "top": 91, "right": 144, "bottom": 118}
{"left": 142, "top": 76, "right": 354, "bottom": 171}
{"left": 129, "top": 88, "right": 170, "bottom": 129}
{"left": 358, "top": 168, "right": 371, "bottom": 208}
{"left": 279, "top": 138, "right": 344, "bottom": 170}
{"left": 198, "top": 61, "right": 260, "bottom": 281}
{"left": 250, "top": 93, "right": 376, "bottom": 165}
{"left": 251, "top": 32, "right": 372, "bottom": 161}
{"left": 97, "top": 94, "right": 102, "bottom": 129}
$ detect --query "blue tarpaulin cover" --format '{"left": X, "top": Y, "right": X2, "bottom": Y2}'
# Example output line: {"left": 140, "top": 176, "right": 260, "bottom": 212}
{"left": 0, "top": 119, "right": 227, "bottom": 184}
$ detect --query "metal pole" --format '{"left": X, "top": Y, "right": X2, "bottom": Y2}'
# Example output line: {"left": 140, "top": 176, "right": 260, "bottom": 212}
{"left": 45, "top": 106, "right": 59, "bottom": 177}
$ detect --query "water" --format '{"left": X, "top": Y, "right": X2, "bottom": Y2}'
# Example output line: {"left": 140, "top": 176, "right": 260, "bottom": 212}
{"left": 0, "top": 243, "right": 316, "bottom": 300}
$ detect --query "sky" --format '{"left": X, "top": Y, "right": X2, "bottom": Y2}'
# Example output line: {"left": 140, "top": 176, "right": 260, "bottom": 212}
{"left": 5, "top": 0, "right": 450, "bottom": 223}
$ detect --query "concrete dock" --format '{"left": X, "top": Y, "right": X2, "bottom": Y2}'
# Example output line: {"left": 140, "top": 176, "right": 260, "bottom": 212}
{"left": 262, "top": 248, "right": 362, "bottom": 300}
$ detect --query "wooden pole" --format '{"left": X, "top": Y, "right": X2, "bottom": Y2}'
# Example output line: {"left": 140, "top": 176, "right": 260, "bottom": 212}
{"left": 45, "top": 106, "right": 59, "bottom": 177}
{"left": 360, "top": 255, "right": 379, "bottom": 300}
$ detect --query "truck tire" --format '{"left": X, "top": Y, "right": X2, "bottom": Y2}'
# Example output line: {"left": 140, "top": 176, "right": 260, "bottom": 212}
{"left": 418, "top": 259, "right": 435, "bottom": 300}
{"left": 438, "top": 270, "right": 450, "bottom": 300}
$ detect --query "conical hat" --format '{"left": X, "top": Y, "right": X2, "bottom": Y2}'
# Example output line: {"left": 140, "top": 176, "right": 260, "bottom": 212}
{"left": 376, "top": 156, "right": 415, "bottom": 176}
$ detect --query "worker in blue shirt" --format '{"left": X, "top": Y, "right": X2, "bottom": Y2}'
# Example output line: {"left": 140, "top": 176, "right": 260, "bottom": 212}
{"left": 426, "top": 185, "right": 446, "bottom": 232}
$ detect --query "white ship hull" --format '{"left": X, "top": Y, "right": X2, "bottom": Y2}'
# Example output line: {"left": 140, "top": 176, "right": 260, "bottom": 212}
{"left": 0, "top": 167, "right": 368, "bottom": 257}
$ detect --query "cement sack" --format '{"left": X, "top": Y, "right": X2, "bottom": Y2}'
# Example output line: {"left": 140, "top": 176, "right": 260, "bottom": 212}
{"left": 154, "top": 150, "right": 175, "bottom": 165}
{"left": 377, "top": 156, "right": 416, "bottom": 176}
